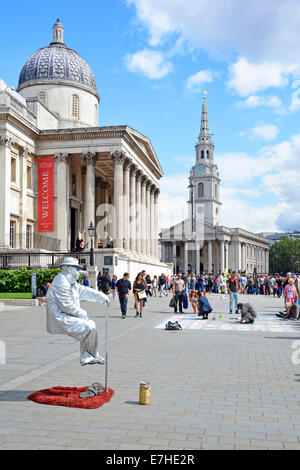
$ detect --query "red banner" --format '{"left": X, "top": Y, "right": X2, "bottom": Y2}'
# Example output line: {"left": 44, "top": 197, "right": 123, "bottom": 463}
{"left": 38, "top": 158, "right": 54, "bottom": 232}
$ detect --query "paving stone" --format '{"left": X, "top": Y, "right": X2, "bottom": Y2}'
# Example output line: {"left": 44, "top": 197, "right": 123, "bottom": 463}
{"left": 1, "top": 295, "right": 300, "bottom": 450}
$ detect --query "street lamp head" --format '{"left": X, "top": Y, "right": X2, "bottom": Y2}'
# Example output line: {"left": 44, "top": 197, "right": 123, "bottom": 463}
{"left": 88, "top": 221, "right": 95, "bottom": 238}
{"left": 188, "top": 183, "right": 195, "bottom": 190}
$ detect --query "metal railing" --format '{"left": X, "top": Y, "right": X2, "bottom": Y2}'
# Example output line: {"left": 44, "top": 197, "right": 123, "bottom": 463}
{"left": 0, "top": 252, "right": 91, "bottom": 270}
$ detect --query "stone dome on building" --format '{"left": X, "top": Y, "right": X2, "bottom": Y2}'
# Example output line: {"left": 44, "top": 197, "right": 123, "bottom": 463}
{"left": 17, "top": 19, "right": 97, "bottom": 96}
{"left": 16, "top": 19, "right": 100, "bottom": 129}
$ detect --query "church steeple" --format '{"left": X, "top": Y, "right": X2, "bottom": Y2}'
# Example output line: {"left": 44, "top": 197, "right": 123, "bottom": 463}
{"left": 195, "top": 92, "right": 215, "bottom": 164}
{"left": 198, "top": 92, "right": 212, "bottom": 146}
{"left": 189, "top": 93, "right": 222, "bottom": 226}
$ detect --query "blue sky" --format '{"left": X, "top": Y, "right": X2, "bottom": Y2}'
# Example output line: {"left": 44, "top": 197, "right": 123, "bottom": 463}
{"left": 1, "top": 0, "right": 300, "bottom": 233}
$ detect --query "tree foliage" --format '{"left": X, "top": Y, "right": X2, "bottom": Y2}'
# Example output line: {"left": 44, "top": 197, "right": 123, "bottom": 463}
{"left": 270, "top": 237, "right": 300, "bottom": 274}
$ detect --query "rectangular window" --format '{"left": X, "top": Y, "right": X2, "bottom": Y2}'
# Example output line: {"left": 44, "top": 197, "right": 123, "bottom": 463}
{"left": 11, "top": 158, "right": 16, "bottom": 183}
{"left": 27, "top": 165, "right": 32, "bottom": 189}
{"left": 26, "top": 224, "right": 32, "bottom": 249}
{"left": 9, "top": 221, "right": 16, "bottom": 248}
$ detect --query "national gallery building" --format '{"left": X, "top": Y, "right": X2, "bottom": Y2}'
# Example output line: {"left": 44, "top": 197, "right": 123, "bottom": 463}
{"left": 0, "top": 20, "right": 171, "bottom": 277}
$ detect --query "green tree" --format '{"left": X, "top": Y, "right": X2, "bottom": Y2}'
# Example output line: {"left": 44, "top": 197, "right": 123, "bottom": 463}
{"left": 270, "top": 237, "right": 300, "bottom": 274}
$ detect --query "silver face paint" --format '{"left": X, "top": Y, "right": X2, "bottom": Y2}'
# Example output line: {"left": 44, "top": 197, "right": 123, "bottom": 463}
{"left": 46, "top": 259, "right": 109, "bottom": 366}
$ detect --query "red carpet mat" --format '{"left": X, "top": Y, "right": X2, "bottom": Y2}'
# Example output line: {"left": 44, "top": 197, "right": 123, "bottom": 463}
{"left": 28, "top": 386, "right": 114, "bottom": 409}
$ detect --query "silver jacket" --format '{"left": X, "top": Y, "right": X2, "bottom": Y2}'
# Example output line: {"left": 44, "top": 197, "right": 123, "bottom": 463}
{"left": 46, "top": 272, "right": 107, "bottom": 336}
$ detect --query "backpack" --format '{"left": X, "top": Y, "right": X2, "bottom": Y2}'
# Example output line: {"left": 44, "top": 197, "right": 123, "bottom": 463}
{"left": 165, "top": 321, "right": 182, "bottom": 330}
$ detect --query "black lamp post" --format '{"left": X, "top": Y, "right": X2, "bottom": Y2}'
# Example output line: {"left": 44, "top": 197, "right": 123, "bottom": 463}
{"left": 88, "top": 221, "right": 95, "bottom": 266}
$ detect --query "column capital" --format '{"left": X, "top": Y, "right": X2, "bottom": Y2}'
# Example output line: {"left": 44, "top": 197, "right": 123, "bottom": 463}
{"left": 0, "top": 136, "right": 13, "bottom": 149}
{"left": 124, "top": 157, "right": 132, "bottom": 171}
{"left": 20, "top": 146, "right": 30, "bottom": 158}
{"left": 83, "top": 151, "right": 98, "bottom": 166}
{"left": 55, "top": 152, "right": 71, "bottom": 163}
{"left": 150, "top": 183, "right": 156, "bottom": 194}
{"left": 141, "top": 175, "right": 148, "bottom": 187}
{"left": 112, "top": 150, "right": 126, "bottom": 165}
{"left": 130, "top": 164, "right": 137, "bottom": 177}
{"left": 136, "top": 169, "right": 143, "bottom": 182}
{"left": 154, "top": 188, "right": 160, "bottom": 198}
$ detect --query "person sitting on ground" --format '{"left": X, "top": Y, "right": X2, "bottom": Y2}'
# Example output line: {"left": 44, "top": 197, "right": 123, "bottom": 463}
{"left": 237, "top": 302, "right": 257, "bottom": 324}
{"left": 189, "top": 290, "right": 199, "bottom": 315}
{"left": 277, "top": 303, "right": 300, "bottom": 320}
{"left": 198, "top": 291, "right": 212, "bottom": 319}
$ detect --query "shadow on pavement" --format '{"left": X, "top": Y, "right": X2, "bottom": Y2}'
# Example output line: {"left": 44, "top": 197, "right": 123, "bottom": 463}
{"left": 0, "top": 390, "right": 34, "bottom": 401}
{"left": 264, "top": 336, "right": 300, "bottom": 340}
{"left": 124, "top": 400, "right": 140, "bottom": 405}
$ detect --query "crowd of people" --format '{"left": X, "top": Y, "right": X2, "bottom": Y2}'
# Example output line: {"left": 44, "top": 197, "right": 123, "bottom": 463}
{"left": 88, "top": 269, "right": 300, "bottom": 323}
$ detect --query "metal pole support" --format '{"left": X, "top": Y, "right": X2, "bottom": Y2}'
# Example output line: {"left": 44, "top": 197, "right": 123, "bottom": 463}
{"left": 105, "top": 303, "right": 109, "bottom": 392}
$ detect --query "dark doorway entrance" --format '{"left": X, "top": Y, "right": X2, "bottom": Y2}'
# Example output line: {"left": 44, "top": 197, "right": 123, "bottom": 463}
{"left": 71, "top": 208, "right": 76, "bottom": 251}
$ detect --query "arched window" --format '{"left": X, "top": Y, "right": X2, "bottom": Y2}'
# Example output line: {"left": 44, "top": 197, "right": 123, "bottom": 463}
{"left": 72, "top": 94, "right": 79, "bottom": 119}
{"left": 95, "top": 104, "right": 98, "bottom": 124}
{"left": 206, "top": 150, "right": 209, "bottom": 159}
{"left": 198, "top": 182, "right": 204, "bottom": 198}
{"left": 38, "top": 91, "right": 46, "bottom": 105}
{"left": 215, "top": 184, "right": 218, "bottom": 199}
{"left": 201, "top": 150, "right": 204, "bottom": 159}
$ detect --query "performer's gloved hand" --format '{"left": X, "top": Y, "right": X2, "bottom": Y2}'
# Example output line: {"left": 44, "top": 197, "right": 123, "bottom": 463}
{"left": 104, "top": 295, "right": 110, "bottom": 306}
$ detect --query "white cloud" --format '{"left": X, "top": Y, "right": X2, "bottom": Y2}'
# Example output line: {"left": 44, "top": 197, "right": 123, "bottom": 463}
{"left": 127, "top": 0, "right": 300, "bottom": 63}
{"left": 252, "top": 124, "right": 280, "bottom": 141}
{"left": 125, "top": 49, "right": 173, "bottom": 79}
{"left": 185, "top": 70, "right": 214, "bottom": 92}
{"left": 237, "top": 95, "right": 283, "bottom": 111}
{"left": 228, "top": 58, "right": 295, "bottom": 96}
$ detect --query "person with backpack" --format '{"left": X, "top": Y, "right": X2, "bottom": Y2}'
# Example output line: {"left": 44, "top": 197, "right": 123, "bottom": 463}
{"left": 227, "top": 271, "right": 241, "bottom": 314}
{"left": 172, "top": 272, "right": 185, "bottom": 313}
{"left": 99, "top": 269, "right": 111, "bottom": 295}
{"left": 158, "top": 273, "right": 167, "bottom": 297}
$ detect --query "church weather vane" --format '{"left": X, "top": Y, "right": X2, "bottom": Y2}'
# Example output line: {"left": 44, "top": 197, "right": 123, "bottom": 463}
{"left": 203, "top": 90, "right": 207, "bottom": 101}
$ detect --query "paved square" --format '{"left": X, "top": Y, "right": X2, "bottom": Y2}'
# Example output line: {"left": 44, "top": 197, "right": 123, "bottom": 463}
{"left": 1, "top": 293, "right": 300, "bottom": 450}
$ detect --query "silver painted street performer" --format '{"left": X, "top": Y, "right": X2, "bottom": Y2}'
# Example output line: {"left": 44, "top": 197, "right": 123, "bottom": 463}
{"left": 46, "top": 257, "right": 110, "bottom": 366}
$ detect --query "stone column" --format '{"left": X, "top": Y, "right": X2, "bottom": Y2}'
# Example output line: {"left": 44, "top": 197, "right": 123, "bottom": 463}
{"left": 123, "top": 159, "right": 131, "bottom": 251}
{"left": 196, "top": 241, "right": 201, "bottom": 275}
{"left": 220, "top": 240, "right": 224, "bottom": 274}
{"left": 0, "top": 137, "right": 13, "bottom": 248}
{"left": 112, "top": 151, "right": 125, "bottom": 249}
{"left": 184, "top": 242, "right": 189, "bottom": 273}
{"left": 146, "top": 182, "right": 151, "bottom": 256}
{"left": 136, "top": 170, "right": 142, "bottom": 254}
{"left": 55, "top": 153, "right": 71, "bottom": 251}
{"left": 225, "top": 242, "right": 229, "bottom": 271}
{"left": 150, "top": 186, "right": 155, "bottom": 257}
{"left": 129, "top": 165, "right": 136, "bottom": 252}
{"left": 20, "top": 147, "right": 29, "bottom": 249}
{"left": 141, "top": 176, "right": 147, "bottom": 254}
{"left": 83, "top": 152, "right": 98, "bottom": 246}
{"left": 265, "top": 249, "right": 269, "bottom": 274}
{"left": 154, "top": 189, "right": 159, "bottom": 258}
{"left": 208, "top": 240, "right": 213, "bottom": 274}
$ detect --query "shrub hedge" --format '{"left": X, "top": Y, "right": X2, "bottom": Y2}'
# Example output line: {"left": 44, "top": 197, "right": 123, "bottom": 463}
{"left": 0, "top": 267, "right": 61, "bottom": 293}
